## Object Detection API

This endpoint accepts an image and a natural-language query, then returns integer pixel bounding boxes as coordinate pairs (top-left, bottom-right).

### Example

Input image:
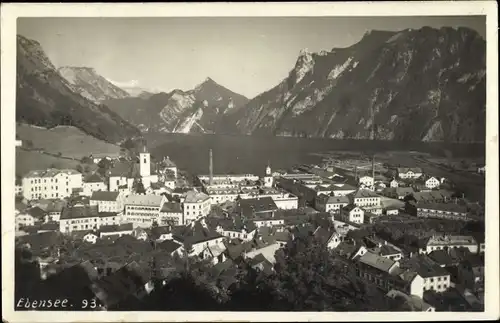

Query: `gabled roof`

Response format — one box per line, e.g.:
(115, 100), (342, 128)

(60, 204), (99, 220)
(357, 252), (397, 273)
(27, 206), (47, 219)
(99, 211), (119, 218)
(353, 189), (380, 199)
(160, 202), (182, 213)
(84, 173), (105, 183)
(99, 223), (133, 233)
(342, 204), (361, 212)
(90, 191), (120, 202)
(183, 190), (210, 203)
(238, 197), (278, 216)
(383, 187), (415, 196)
(156, 240), (182, 253)
(25, 168), (81, 178)
(172, 220), (223, 245)
(124, 194), (164, 206)
(401, 255), (450, 278)
(427, 250), (456, 266)
(397, 167), (423, 174)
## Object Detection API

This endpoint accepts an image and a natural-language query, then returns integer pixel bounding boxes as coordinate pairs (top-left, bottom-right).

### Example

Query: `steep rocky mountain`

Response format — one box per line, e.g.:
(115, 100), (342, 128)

(57, 66), (130, 102)
(104, 77), (249, 133)
(16, 35), (141, 143)
(228, 27), (486, 142)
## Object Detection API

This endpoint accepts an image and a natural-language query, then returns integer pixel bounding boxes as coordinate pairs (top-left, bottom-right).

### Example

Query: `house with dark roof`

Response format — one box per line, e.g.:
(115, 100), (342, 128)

(99, 223), (134, 239)
(156, 239), (182, 256)
(315, 194), (350, 213)
(383, 187), (416, 200)
(90, 191), (123, 213)
(386, 289), (435, 312)
(213, 216), (258, 242)
(354, 252), (425, 298)
(238, 197), (278, 219)
(427, 250), (458, 267)
(59, 204), (100, 233)
(171, 219), (225, 257)
(400, 254), (451, 293)
(37, 221), (60, 233)
(339, 204), (365, 224)
(83, 173), (107, 197)
(248, 253), (274, 275)
(158, 202), (183, 226)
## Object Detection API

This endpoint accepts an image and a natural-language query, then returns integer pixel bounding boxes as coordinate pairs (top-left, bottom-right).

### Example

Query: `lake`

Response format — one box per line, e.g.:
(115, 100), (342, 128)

(146, 133), (485, 177)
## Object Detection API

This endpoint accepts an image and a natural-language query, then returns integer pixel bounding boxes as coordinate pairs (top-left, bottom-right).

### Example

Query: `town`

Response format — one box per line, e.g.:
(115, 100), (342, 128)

(14, 141), (485, 312)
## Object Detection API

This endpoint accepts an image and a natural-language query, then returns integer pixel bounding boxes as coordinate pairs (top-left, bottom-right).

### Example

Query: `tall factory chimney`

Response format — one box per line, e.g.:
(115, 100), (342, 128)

(370, 104), (375, 187)
(209, 149), (213, 185)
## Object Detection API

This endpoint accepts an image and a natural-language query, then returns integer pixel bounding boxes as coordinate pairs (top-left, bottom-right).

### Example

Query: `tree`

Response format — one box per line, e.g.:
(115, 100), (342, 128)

(80, 156), (92, 164)
(75, 164), (83, 173)
(133, 179), (146, 194)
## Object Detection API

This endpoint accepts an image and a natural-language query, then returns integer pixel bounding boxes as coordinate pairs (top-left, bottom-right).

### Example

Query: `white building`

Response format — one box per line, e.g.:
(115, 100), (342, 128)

(159, 202), (183, 226)
(59, 203), (100, 233)
(340, 204), (365, 224)
(416, 203), (469, 221)
(183, 191), (211, 225)
(124, 194), (166, 228)
(82, 173), (107, 197)
(22, 169), (82, 201)
(419, 235), (478, 255)
(397, 167), (423, 180)
(99, 223), (134, 239)
(90, 191), (124, 213)
(263, 164), (273, 188)
(403, 256), (451, 293)
(359, 176), (374, 190)
(350, 189), (381, 208)
(390, 179), (399, 188)
(98, 212), (121, 226)
(425, 177), (440, 190)
(315, 194), (350, 213)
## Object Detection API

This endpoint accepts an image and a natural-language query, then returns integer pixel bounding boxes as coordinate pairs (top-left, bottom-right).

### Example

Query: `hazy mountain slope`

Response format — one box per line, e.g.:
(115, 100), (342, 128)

(230, 27), (486, 142)
(57, 66), (130, 102)
(104, 77), (249, 133)
(16, 35), (141, 144)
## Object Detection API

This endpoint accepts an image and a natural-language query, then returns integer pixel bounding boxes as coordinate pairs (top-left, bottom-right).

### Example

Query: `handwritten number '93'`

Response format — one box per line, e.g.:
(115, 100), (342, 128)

(82, 299), (97, 309)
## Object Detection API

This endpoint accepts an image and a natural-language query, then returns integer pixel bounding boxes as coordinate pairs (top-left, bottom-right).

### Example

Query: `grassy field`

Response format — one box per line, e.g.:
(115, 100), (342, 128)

(16, 149), (98, 177)
(16, 124), (122, 159)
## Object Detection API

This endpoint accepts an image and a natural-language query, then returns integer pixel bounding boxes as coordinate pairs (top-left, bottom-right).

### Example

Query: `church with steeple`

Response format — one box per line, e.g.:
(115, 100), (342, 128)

(263, 162), (273, 188)
(108, 145), (177, 193)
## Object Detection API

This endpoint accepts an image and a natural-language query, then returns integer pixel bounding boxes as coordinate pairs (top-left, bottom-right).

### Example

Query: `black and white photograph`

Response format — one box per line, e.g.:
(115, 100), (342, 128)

(1, 2), (498, 322)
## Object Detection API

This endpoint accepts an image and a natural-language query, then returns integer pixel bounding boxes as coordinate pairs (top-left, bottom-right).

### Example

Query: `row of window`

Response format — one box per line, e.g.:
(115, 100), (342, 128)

(126, 212), (158, 217)
(429, 276), (449, 283)
(126, 206), (158, 211)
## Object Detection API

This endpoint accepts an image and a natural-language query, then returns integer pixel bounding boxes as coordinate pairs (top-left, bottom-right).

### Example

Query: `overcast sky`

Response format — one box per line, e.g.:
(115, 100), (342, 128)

(18, 16), (485, 98)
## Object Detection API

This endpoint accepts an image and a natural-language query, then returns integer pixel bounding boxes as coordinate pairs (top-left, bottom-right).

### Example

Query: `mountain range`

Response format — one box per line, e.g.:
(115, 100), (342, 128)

(228, 27), (486, 142)
(16, 26), (486, 143)
(103, 77), (249, 133)
(16, 35), (141, 144)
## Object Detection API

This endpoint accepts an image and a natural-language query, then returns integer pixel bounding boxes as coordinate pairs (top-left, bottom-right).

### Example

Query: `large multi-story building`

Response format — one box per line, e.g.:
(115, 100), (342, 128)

(123, 194), (166, 228)
(159, 202), (183, 226)
(401, 255), (451, 293)
(355, 252), (425, 299)
(90, 191), (124, 213)
(22, 169), (82, 201)
(315, 195), (350, 213)
(59, 203), (100, 233)
(183, 191), (211, 225)
(350, 189), (381, 208)
(419, 235), (478, 255)
(416, 203), (470, 221)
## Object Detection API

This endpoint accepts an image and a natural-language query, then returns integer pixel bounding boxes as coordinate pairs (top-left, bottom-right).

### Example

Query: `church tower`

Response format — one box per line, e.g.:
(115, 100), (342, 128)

(264, 162), (273, 188)
(140, 146), (151, 177)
